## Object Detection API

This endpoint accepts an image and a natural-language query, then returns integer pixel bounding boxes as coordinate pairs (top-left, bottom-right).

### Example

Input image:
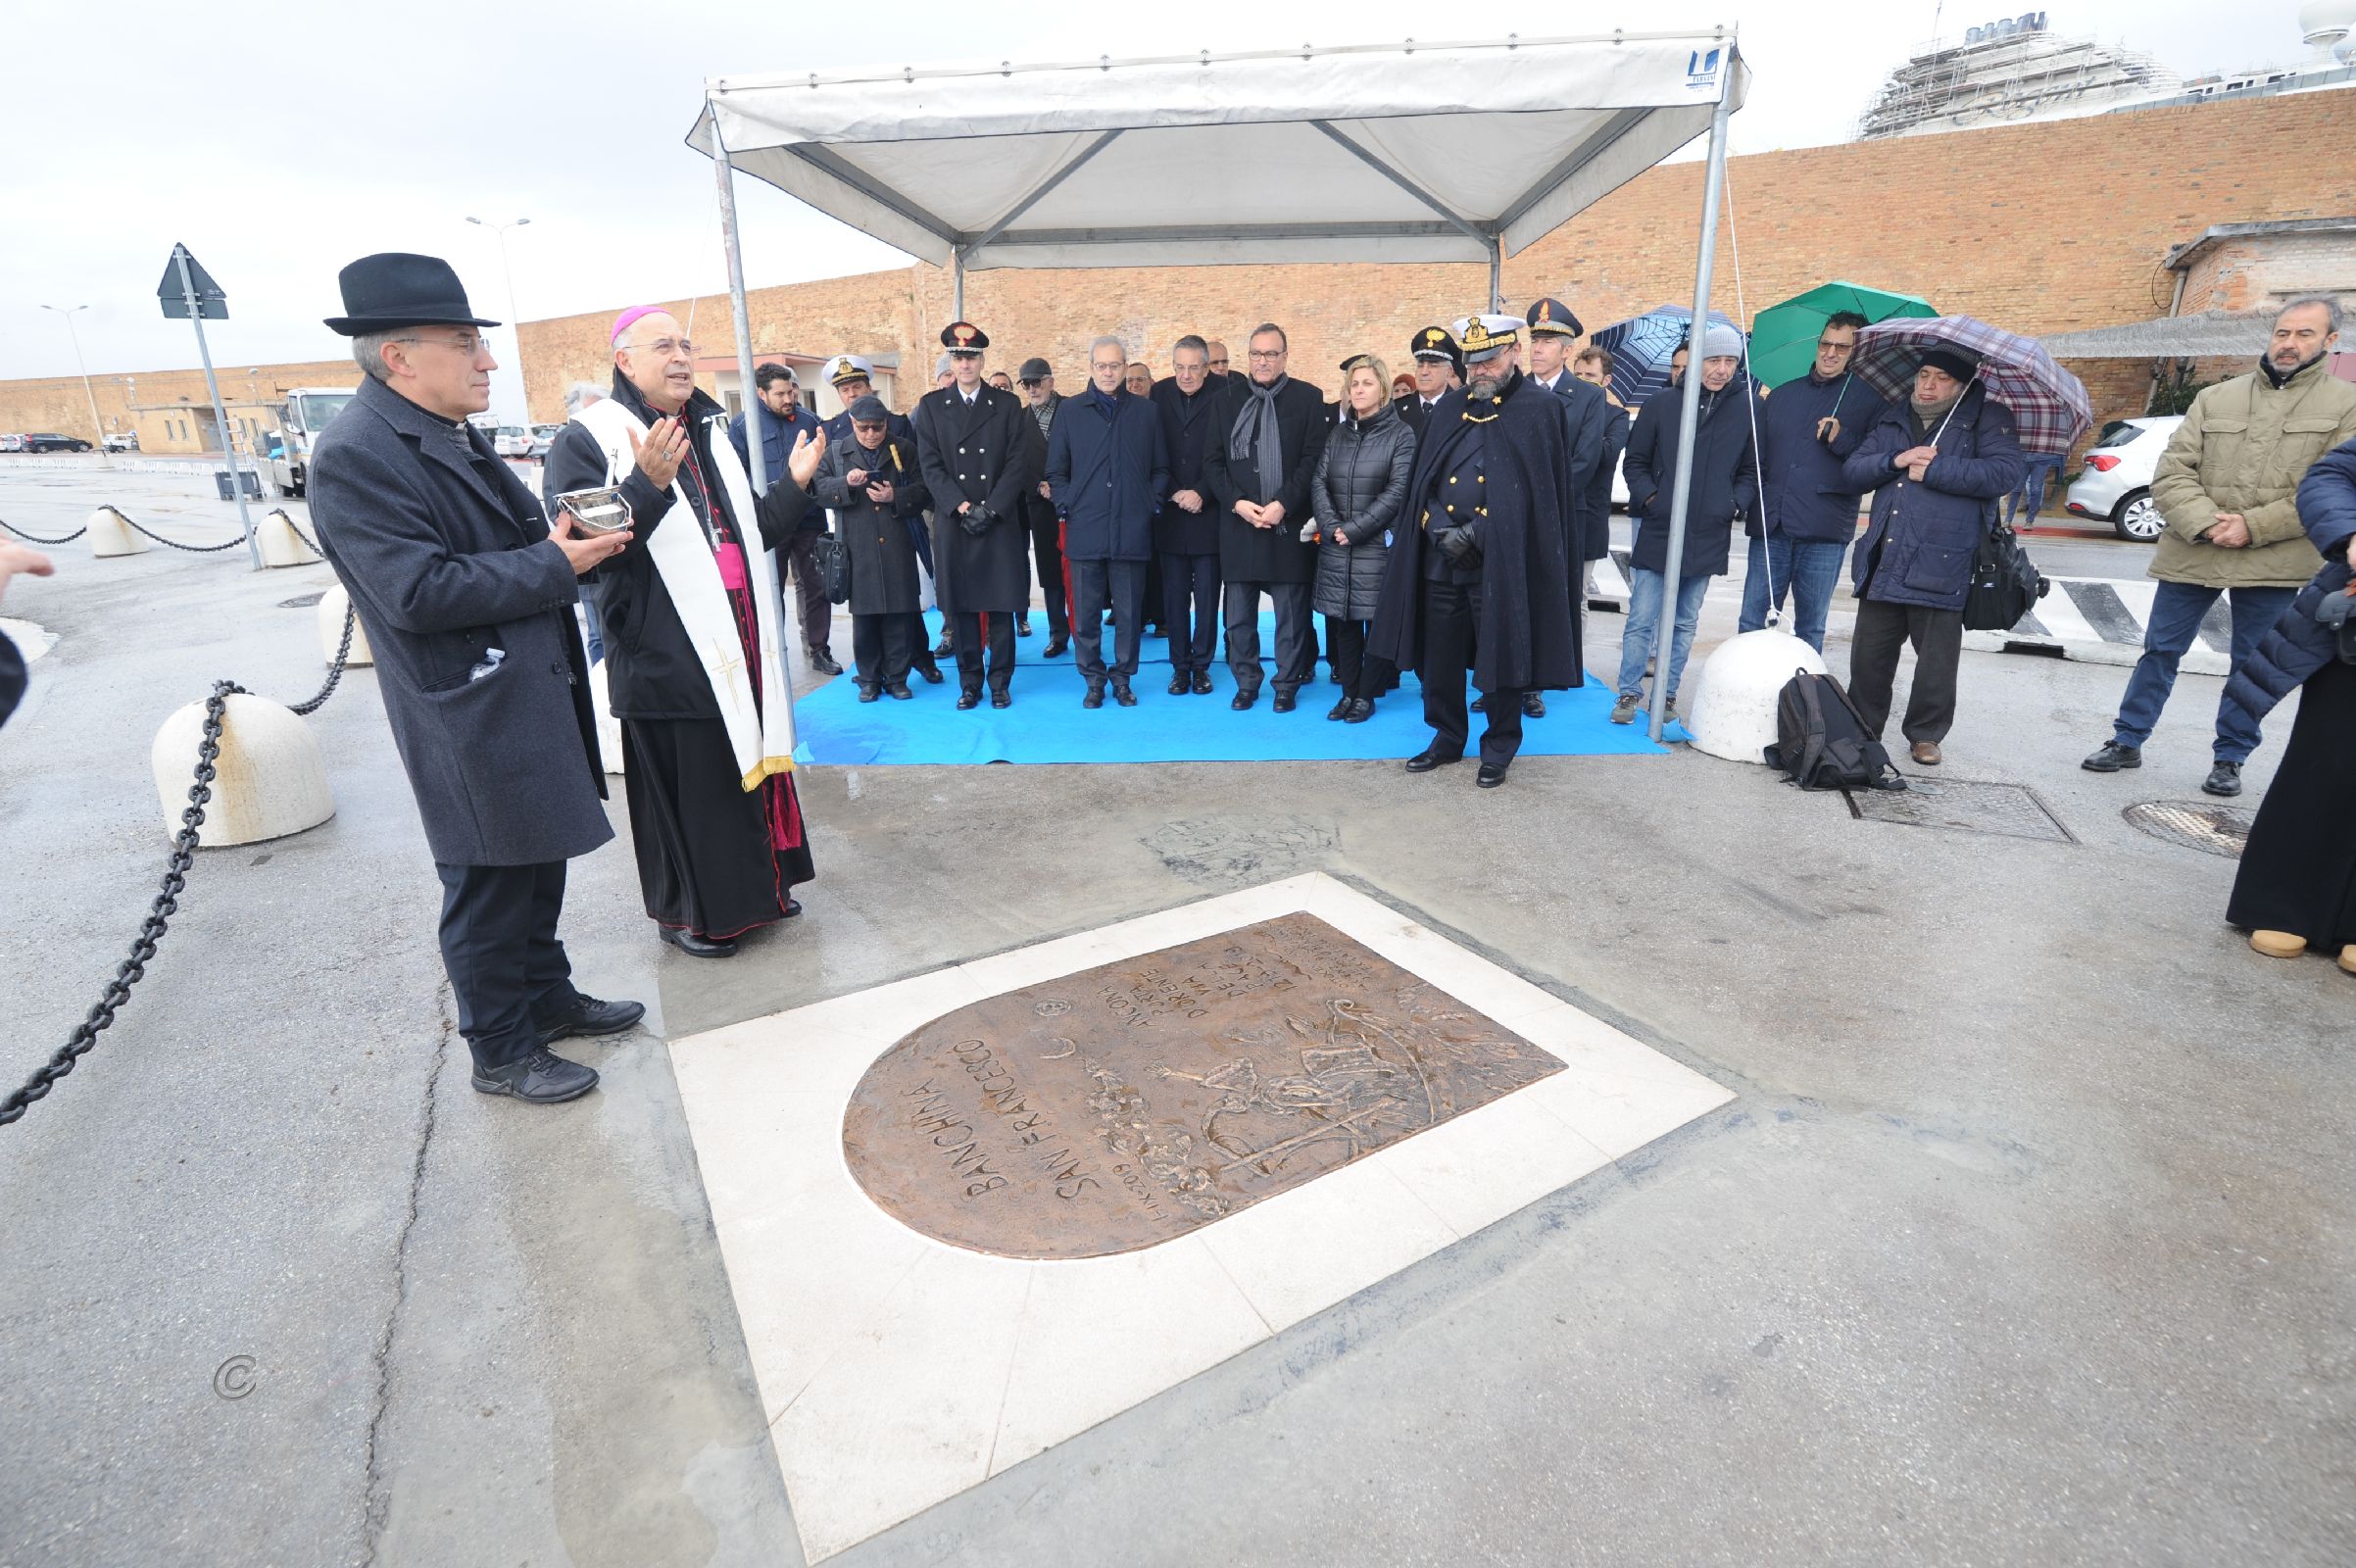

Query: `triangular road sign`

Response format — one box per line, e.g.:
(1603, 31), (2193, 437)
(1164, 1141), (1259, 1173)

(158, 243), (227, 319)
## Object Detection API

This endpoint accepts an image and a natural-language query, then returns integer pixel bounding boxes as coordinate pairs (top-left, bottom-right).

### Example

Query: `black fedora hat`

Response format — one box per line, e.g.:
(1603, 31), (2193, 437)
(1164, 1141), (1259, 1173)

(323, 252), (499, 336)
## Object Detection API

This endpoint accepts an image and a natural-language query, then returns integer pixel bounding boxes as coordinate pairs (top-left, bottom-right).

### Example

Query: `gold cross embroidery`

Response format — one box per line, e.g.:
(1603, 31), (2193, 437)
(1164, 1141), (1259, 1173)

(708, 635), (750, 696)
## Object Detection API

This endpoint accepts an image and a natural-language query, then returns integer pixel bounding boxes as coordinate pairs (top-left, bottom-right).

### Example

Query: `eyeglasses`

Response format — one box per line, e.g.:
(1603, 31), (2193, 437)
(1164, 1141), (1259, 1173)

(619, 337), (698, 359)
(1816, 339), (1856, 353)
(396, 332), (493, 355)
(1247, 350), (1284, 362)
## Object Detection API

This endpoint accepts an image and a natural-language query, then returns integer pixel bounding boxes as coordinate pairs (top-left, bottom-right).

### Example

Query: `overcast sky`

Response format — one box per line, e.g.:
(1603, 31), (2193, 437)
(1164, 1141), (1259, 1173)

(3, 0), (2310, 412)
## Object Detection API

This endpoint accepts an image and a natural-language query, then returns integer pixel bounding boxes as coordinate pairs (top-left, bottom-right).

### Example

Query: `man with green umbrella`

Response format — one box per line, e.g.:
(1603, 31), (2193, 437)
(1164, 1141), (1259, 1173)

(1741, 309), (1885, 650)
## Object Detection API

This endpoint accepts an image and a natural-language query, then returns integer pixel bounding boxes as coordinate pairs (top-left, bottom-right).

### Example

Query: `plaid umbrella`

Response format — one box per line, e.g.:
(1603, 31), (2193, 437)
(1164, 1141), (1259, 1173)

(1589, 305), (1742, 408)
(1849, 315), (2092, 456)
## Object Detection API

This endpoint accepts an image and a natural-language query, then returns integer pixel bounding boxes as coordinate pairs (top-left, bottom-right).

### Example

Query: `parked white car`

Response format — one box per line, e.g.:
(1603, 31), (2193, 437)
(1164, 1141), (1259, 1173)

(494, 425), (533, 460)
(2064, 416), (2183, 543)
(0, 434), (24, 453)
(102, 432), (139, 453)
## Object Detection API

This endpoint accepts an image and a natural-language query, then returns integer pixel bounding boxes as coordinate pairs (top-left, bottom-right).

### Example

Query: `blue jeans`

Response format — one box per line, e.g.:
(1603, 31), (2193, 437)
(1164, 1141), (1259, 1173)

(2111, 580), (2295, 760)
(1738, 535), (1849, 652)
(1617, 568), (1711, 703)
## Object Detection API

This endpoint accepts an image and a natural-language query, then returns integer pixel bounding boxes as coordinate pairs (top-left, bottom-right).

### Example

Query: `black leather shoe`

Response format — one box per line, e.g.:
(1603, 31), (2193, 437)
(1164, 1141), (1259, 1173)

(1231, 690), (1257, 710)
(1272, 689), (1297, 713)
(1112, 682), (1137, 707)
(1404, 748), (1462, 773)
(1344, 699), (1374, 723)
(1326, 697), (1351, 720)
(933, 637), (956, 659)
(1017, 614), (1033, 636)
(885, 683), (913, 700)
(1476, 761), (1509, 789)
(1043, 635), (1069, 658)
(784, 898), (803, 918)
(857, 685), (880, 703)
(2082, 741), (2142, 772)
(1168, 672), (1191, 695)
(660, 925), (738, 958)
(915, 662), (945, 684)
(1192, 672), (1213, 696)
(472, 1048), (598, 1104)
(2202, 760), (2243, 797)
(957, 690), (982, 710)
(539, 994), (647, 1047)
(991, 690), (1013, 709)
(1083, 683), (1105, 709)
(1521, 693), (1546, 718)
(809, 649), (844, 676)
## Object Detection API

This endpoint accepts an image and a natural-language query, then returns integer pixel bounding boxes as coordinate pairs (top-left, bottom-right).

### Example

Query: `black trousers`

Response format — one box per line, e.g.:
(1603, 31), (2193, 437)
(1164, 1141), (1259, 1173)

(852, 612), (913, 690)
(1420, 578), (1523, 765)
(434, 859), (581, 1074)
(1324, 615), (1397, 702)
(1849, 598), (1964, 744)
(1161, 552), (1222, 674)
(777, 530), (833, 656)
(1224, 579), (1313, 695)
(1071, 558), (1147, 682)
(1141, 554), (1164, 632)
(1026, 517), (1070, 638)
(952, 610), (1016, 695)
(905, 612), (938, 673)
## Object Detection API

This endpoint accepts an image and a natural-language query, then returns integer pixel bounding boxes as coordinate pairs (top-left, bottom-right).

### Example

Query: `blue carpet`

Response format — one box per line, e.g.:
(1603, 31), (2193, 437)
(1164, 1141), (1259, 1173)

(794, 611), (1683, 766)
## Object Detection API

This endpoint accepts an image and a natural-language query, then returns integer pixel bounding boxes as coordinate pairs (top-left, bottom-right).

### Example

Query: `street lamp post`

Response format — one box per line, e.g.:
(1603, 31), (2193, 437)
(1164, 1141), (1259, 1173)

(40, 304), (110, 467)
(466, 216), (530, 421)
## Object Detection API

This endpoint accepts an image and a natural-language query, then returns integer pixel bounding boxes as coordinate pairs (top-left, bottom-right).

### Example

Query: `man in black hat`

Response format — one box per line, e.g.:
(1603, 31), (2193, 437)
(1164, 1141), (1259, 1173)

(914, 322), (1034, 708)
(1369, 314), (1582, 790)
(1015, 356), (1072, 656)
(1522, 297), (1610, 713)
(820, 356), (937, 683)
(1395, 326), (1463, 440)
(309, 252), (644, 1105)
(1203, 321), (1328, 710)
(816, 394), (931, 700)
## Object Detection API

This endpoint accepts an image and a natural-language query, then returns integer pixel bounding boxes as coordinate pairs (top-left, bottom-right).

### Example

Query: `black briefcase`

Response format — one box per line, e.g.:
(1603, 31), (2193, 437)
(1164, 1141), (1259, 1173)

(811, 533), (851, 605)
(1963, 523), (2048, 632)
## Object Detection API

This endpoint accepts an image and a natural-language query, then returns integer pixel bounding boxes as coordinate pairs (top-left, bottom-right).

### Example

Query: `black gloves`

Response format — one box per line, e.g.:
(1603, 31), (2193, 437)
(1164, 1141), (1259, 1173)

(1433, 525), (1482, 567)
(958, 505), (995, 537)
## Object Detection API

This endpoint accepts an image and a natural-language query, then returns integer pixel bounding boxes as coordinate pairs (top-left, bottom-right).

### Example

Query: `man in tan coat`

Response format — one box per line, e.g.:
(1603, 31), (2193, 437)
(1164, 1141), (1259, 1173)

(2083, 296), (2356, 797)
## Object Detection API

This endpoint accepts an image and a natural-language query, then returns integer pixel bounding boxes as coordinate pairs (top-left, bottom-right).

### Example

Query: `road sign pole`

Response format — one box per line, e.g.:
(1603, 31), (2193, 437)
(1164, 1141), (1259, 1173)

(174, 246), (263, 569)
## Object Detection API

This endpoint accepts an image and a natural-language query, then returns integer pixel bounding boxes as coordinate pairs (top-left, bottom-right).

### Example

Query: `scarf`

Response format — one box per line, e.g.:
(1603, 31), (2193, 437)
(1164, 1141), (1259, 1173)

(570, 393), (798, 790)
(1230, 374), (1290, 503)
(2260, 351), (2322, 390)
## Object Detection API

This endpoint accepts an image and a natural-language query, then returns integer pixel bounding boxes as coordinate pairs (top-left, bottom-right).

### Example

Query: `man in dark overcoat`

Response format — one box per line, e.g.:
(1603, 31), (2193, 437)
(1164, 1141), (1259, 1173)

(816, 395), (930, 700)
(1522, 297), (1611, 717)
(309, 253), (642, 1105)
(820, 355), (937, 684)
(1393, 325), (1463, 440)
(1048, 335), (1170, 706)
(1202, 321), (1329, 710)
(1015, 358), (1072, 656)
(1368, 314), (1581, 789)
(1151, 335), (1225, 694)
(914, 322), (1034, 709)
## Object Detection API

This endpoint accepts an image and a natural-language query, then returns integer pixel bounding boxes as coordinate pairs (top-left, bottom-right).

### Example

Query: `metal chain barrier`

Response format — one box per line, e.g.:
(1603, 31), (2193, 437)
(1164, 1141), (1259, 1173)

(120, 513), (248, 554)
(0, 516), (89, 546)
(1, 604), (360, 1128)
(276, 511), (326, 560)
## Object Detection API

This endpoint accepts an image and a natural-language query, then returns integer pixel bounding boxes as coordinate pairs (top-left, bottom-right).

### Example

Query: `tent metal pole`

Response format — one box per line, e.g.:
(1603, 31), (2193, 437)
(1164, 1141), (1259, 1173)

(709, 97), (768, 495)
(1645, 71), (1736, 744)
(1488, 238), (1502, 312)
(953, 249), (965, 319)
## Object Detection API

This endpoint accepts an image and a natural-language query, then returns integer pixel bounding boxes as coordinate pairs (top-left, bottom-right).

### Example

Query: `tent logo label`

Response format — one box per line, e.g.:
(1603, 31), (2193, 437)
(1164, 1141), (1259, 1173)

(1686, 47), (1722, 89)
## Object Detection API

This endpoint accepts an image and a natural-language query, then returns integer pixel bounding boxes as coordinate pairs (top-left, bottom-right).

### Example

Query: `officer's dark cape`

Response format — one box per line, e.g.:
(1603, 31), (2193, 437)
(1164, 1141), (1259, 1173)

(1367, 368), (1582, 693)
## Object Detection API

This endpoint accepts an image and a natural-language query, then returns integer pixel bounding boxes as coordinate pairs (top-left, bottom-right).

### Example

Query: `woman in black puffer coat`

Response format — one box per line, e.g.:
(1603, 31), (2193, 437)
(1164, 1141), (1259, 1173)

(1311, 354), (1416, 720)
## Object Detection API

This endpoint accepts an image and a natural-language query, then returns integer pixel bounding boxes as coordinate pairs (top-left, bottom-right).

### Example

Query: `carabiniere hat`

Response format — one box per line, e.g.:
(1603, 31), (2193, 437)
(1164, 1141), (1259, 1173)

(1017, 356), (1053, 383)
(1524, 297), (1584, 338)
(941, 321), (989, 355)
(1410, 325), (1464, 374)
(323, 252), (498, 336)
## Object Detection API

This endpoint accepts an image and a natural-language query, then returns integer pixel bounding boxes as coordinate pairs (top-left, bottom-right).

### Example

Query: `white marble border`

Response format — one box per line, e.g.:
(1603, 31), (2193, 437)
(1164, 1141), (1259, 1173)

(670, 873), (1732, 1561)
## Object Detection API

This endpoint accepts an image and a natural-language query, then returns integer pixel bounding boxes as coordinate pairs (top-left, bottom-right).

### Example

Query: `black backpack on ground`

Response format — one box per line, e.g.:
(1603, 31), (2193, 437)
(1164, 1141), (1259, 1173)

(1763, 669), (1903, 811)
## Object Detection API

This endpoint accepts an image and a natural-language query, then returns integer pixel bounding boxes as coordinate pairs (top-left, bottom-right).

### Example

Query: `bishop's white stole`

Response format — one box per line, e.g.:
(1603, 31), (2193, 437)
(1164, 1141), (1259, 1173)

(569, 397), (797, 788)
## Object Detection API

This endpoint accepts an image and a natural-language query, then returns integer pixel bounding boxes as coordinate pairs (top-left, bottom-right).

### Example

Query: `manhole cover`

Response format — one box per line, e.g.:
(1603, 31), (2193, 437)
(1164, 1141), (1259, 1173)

(277, 592), (324, 609)
(2123, 800), (2252, 858)
(1852, 778), (2075, 843)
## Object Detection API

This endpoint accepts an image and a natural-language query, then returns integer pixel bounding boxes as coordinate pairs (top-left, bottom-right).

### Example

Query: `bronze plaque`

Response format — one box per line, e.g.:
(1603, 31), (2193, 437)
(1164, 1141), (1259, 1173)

(841, 912), (1563, 1260)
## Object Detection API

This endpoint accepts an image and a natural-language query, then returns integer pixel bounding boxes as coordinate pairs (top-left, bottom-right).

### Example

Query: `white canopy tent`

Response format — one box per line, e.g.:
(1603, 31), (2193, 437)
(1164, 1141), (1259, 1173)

(691, 30), (1748, 739)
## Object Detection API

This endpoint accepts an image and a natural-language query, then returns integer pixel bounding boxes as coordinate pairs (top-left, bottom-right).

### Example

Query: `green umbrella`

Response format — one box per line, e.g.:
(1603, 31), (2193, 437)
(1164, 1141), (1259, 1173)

(1750, 281), (1938, 390)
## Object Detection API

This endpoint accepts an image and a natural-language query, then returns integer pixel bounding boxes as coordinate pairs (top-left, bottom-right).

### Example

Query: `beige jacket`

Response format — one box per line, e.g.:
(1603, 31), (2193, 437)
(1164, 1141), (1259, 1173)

(2147, 360), (2356, 588)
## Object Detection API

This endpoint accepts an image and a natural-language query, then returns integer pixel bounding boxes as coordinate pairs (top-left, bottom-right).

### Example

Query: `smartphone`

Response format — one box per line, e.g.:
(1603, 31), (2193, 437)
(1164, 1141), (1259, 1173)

(552, 486), (629, 536)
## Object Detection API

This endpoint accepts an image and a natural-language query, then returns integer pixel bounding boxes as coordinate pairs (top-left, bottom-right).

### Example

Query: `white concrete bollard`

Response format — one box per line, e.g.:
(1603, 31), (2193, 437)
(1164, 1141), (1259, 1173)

(87, 506), (149, 559)
(150, 693), (334, 847)
(317, 584), (372, 667)
(256, 508), (321, 568)
(590, 660), (624, 775)
(1687, 628), (1829, 765)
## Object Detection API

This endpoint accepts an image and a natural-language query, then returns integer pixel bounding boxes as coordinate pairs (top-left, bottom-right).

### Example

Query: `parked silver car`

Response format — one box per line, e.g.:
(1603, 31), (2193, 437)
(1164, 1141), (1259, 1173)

(2063, 416), (2182, 543)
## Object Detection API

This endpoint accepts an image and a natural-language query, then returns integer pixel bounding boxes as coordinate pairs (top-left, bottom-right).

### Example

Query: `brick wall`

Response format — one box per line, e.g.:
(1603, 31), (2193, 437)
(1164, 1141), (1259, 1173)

(0, 361), (353, 455)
